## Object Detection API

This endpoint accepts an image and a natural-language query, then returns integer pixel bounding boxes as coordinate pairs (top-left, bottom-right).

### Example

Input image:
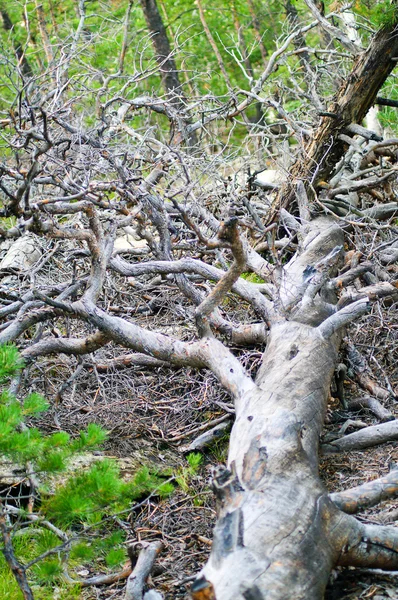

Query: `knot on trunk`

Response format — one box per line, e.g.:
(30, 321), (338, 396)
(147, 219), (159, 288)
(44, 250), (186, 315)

(212, 463), (244, 505)
(191, 575), (216, 599)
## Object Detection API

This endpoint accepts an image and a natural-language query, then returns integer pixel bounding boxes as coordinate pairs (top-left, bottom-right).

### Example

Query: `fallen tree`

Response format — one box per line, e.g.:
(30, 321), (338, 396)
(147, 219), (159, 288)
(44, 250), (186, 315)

(2, 2), (398, 599)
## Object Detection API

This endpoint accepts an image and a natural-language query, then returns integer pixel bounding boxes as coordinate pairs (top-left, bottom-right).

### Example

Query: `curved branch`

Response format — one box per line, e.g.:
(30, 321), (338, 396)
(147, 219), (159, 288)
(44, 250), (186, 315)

(348, 395), (393, 423)
(338, 516), (398, 570)
(195, 218), (247, 336)
(317, 298), (370, 339)
(330, 469), (398, 514)
(75, 300), (256, 400)
(124, 541), (163, 600)
(110, 256), (275, 318)
(21, 331), (110, 360)
(323, 420), (398, 454)
(0, 306), (58, 344)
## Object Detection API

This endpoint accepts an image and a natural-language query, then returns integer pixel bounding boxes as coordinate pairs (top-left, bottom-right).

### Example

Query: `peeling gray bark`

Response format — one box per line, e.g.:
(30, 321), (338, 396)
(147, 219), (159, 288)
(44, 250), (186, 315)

(192, 214), (398, 599)
(196, 219), (346, 600)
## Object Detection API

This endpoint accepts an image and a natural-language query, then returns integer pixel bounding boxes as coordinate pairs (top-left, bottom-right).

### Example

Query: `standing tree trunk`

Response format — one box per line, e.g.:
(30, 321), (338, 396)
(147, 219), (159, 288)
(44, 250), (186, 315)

(140, 0), (182, 99)
(196, 0), (233, 92)
(0, 9), (32, 78)
(284, 0), (311, 70)
(139, 0), (197, 147)
(158, 0), (195, 96)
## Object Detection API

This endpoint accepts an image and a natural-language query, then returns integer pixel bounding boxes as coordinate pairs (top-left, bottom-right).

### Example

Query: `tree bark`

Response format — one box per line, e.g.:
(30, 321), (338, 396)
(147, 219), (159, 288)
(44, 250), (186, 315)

(139, 0), (197, 147)
(268, 22), (398, 224)
(192, 20), (398, 600)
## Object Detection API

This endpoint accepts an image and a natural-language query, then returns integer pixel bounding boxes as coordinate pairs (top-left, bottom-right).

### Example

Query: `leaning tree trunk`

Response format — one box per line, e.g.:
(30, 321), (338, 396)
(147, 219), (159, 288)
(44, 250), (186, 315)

(192, 21), (398, 600)
(266, 22), (398, 224)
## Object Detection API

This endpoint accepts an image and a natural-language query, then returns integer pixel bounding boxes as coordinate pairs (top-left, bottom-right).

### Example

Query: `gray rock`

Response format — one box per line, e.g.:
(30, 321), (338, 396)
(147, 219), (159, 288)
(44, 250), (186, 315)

(0, 235), (42, 271)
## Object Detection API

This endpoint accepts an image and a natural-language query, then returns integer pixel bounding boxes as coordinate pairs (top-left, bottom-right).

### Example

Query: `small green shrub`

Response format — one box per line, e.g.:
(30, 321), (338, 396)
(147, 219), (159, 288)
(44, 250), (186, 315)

(0, 344), (174, 598)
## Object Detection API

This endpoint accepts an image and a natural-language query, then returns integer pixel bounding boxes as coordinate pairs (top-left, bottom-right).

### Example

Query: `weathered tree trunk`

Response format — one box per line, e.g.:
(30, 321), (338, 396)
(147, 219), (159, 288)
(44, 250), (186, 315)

(35, 1), (54, 65)
(192, 216), (343, 599)
(267, 22), (398, 224)
(202, 345), (338, 597)
(192, 22), (398, 600)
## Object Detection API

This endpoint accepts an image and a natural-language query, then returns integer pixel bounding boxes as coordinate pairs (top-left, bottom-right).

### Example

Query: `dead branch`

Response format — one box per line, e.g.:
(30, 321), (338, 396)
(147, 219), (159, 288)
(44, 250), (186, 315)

(323, 420), (398, 454)
(338, 518), (398, 570)
(125, 541), (163, 600)
(0, 508), (34, 600)
(330, 468), (398, 514)
(348, 396), (394, 423)
(346, 341), (390, 401)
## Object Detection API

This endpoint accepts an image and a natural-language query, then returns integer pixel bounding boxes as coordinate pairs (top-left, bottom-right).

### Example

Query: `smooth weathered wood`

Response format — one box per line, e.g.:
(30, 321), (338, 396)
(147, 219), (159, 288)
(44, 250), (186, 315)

(191, 22), (398, 596)
(331, 469), (398, 514)
(125, 541), (163, 600)
(323, 420), (398, 454)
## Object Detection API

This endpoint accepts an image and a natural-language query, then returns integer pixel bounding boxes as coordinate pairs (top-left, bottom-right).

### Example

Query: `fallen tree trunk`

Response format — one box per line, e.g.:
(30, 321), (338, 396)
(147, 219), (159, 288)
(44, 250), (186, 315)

(192, 218), (379, 599)
(192, 225), (398, 600)
(191, 20), (398, 600)
(197, 318), (342, 599)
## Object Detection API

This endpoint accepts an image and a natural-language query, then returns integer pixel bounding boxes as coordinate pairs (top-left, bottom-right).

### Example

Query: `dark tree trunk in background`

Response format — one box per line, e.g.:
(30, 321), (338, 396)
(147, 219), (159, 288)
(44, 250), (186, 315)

(140, 0), (182, 98)
(1, 9), (32, 77)
(285, 0), (311, 68)
(140, 0), (197, 147)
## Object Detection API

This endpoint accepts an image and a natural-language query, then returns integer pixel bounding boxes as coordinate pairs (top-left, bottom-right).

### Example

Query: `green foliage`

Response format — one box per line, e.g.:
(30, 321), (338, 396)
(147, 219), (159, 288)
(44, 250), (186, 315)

(0, 344), (23, 379)
(378, 77), (398, 134)
(22, 393), (50, 416)
(175, 452), (203, 493)
(72, 423), (108, 451)
(207, 431), (230, 463)
(45, 459), (127, 526)
(69, 541), (95, 562)
(187, 452), (203, 472)
(129, 464), (174, 499)
(34, 559), (63, 583)
(369, 0), (398, 27)
(0, 345), (175, 598)
(240, 272), (265, 284)
(105, 548), (125, 567)
(0, 554), (23, 599)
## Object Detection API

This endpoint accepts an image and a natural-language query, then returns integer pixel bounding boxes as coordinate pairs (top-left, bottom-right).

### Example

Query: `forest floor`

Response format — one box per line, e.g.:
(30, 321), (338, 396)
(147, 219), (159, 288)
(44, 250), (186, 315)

(2, 230), (398, 599)
(23, 306), (398, 600)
